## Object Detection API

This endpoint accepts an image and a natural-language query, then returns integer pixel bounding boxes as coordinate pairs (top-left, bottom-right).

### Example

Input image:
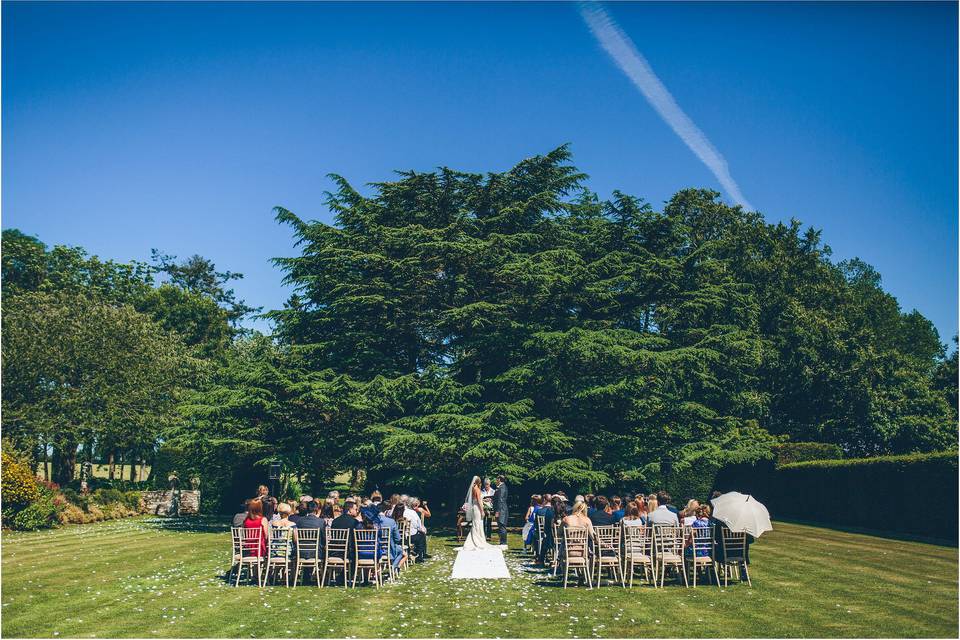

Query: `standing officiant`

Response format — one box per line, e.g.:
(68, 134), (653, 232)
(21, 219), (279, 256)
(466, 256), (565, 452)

(493, 475), (509, 546)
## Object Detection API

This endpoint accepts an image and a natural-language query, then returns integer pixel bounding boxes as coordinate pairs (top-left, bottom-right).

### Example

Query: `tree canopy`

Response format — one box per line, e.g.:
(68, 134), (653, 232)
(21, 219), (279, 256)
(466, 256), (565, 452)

(2, 148), (955, 505)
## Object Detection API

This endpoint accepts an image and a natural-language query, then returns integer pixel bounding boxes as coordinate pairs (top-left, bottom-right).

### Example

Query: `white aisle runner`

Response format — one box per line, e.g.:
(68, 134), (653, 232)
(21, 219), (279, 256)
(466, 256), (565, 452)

(450, 545), (511, 579)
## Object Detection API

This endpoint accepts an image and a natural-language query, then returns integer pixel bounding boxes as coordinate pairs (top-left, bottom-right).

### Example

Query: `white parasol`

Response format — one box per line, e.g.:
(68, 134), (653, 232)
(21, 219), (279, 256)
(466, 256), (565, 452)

(710, 491), (773, 538)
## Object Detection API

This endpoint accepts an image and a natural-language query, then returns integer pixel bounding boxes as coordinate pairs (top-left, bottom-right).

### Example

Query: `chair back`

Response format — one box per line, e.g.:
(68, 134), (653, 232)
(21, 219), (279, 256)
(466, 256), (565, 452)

(623, 525), (651, 557)
(377, 526), (392, 559)
(268, 525), (295, 559)
(562, 526), (589, 559)
(354, 528), (378, 563)
(238, 526), (264, 559)
(296, 527), (321, 560)
(231, 526), (243, 557)
(721, 528), (748, 561)
(325, 528), (351, 561)
(593, 524), (620, 559)
(653, 525), (684, 556)
(690, 525), (714, 559)
(536, 514), (546, 537)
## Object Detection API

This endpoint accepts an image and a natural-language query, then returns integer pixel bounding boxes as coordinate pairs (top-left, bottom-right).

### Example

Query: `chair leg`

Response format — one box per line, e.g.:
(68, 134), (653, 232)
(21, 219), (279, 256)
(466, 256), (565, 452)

(692, 559), (697, 588)
(712, 561), (720, 588)
(743, 562), (752, 587)
(563, 564), (569, 589)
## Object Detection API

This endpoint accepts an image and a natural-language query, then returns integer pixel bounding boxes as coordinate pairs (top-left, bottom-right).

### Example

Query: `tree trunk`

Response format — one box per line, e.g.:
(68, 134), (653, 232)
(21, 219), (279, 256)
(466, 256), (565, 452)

(42, 442), (49, 481)
(51, 440), (78, 486)
(108, 450), (116, 480)
(129, 451), (137, 482)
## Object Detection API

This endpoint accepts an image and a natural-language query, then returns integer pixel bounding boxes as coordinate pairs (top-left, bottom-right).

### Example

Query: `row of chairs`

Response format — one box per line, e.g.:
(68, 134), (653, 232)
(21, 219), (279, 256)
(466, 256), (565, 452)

(535, 519), (750, 589)
(229, 523), (416, 588)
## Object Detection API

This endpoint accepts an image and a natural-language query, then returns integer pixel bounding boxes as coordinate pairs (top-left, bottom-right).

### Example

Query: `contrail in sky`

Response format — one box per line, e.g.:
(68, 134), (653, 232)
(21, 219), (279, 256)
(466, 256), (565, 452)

(579, 3), (753, 210)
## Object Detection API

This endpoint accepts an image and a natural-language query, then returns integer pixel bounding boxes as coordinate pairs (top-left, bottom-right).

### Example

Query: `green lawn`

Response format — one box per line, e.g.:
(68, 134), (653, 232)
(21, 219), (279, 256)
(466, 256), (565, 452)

(1, 517), (956, 638)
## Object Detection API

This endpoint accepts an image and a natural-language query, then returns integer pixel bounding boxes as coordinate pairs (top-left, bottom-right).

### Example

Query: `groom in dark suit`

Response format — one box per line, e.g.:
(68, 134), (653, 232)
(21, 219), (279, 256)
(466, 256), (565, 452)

(493, 475), (509, 546)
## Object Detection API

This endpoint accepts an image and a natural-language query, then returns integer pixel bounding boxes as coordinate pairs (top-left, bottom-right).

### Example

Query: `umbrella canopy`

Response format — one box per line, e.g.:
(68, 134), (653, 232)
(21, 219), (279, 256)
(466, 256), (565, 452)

(710, 491), (773, 538)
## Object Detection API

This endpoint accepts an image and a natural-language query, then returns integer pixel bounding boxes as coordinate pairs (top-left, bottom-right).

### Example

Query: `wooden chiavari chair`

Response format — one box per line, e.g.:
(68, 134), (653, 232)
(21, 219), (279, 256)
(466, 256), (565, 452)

(623, 525), (655, 587)
(653, 525), (688, 588)
(560, 527), (592, 589)
(321, 528), (351, 588)
(592, 525), (624, 587)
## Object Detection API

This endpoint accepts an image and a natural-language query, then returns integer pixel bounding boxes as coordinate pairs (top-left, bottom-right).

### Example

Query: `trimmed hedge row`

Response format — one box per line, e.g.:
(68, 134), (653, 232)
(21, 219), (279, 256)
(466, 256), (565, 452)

(714, 451), (958, 542)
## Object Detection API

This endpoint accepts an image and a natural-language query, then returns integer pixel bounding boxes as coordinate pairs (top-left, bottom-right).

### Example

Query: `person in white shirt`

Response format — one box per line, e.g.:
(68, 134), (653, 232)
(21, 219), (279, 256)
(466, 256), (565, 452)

(648, 491), (680, 527)
(403, 499), (429, 562)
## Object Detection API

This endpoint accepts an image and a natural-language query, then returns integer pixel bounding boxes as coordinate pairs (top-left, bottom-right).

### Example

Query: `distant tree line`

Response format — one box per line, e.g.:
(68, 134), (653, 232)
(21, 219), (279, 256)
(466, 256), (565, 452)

(2, 147), (956, 505)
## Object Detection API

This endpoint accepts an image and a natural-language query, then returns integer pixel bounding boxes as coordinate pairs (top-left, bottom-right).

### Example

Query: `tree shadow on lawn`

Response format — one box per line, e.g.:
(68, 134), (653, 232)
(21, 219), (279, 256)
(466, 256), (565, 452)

(144, 515), (232, 534)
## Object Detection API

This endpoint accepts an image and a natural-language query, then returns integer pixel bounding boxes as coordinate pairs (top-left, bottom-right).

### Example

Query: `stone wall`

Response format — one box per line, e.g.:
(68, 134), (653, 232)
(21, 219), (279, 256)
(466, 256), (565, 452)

(141, 489), (200, 516)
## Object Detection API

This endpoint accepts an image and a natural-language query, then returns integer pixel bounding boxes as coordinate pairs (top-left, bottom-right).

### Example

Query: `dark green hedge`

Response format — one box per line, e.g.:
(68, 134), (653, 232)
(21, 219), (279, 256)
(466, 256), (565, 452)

(714, 451), (958, 542)
(772, 442), (842, 465)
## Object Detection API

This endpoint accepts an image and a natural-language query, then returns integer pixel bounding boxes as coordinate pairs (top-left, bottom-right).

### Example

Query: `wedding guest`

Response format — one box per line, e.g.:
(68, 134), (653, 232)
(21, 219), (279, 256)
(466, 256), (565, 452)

(378, 502), (406, 570)
(413, 497), (431, 523)
(584, 494), (596, 516)
(657, 490), (679, 514)
(590, 496), (616, 526)
(536, 496), (560, 565)
(610, 496), (625, 523)
(370, 490), (383, 505)
(685, 504), (713, 558)
(649, 492), (679, 526)
(330, 500), (362, 532)
(403, 498), (429, 562)
(563, 500), (594, 535)
(321, 502), (335, 527)
(232, 499), (250, 527)
(522, 495), (541, 548)
(645, 497), (659, 524)
(243, 499), (270, 557)
(682, 500), (700, 526)
(620, 504), (645, 527)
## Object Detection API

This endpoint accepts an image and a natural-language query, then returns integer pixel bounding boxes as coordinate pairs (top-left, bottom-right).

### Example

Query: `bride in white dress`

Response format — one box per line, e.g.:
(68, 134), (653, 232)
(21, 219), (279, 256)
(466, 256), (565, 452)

(461, 475), (490, 551)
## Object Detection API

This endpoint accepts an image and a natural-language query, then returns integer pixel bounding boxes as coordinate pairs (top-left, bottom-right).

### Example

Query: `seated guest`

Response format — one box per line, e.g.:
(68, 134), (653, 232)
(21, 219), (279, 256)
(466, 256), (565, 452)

(563, 500), (594, 535)
(584, 494), (595, 516)
(403, 498), (429, 562)
(649, 491), (680, 526)
(378, 502), (406, 570)
(535, 497), (560, 565)
(272, 502), (299, 534)
(290, 501), (308, 525)
(360, 498), (380, 523)
(610, 496), (625, 523)
(620, 504), (645, 528)
(321, 501), (335, 527)
(330, 500), (363, 532)
(356, 510), (383, 564)
(644, 497), (658, 524)
(589, 496), (616, 526)
(296, 501), (325, 571)
(297, 500), (325, 534)
(685, 504), (713, 557)
(522, 495), (541, 548)
(681, 499), (700, 526)
(389, 493), (401, 507)
(243, 499), (270, 557)
(413, 497), (431, 523)
(657, 490), (679, 514)
(232, 499), (250, 528)
(370, 490), (383, 506)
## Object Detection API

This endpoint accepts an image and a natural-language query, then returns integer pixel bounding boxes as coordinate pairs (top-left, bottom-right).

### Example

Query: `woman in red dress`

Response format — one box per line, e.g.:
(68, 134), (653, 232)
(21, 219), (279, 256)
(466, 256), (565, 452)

(243, 499), (270, 557)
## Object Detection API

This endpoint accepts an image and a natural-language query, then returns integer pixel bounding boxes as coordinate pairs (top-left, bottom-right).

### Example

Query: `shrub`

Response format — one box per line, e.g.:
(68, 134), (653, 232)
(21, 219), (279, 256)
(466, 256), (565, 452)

(89, 488), (142, 512)
(11, 485), (61, 531)
(1, 450), (41, 512)
(772, 442), (843, 466)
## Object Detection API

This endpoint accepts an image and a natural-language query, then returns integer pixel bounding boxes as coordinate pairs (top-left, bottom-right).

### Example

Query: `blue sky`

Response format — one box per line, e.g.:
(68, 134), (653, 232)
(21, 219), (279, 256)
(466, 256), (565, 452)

(3, 1), (957, 346)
